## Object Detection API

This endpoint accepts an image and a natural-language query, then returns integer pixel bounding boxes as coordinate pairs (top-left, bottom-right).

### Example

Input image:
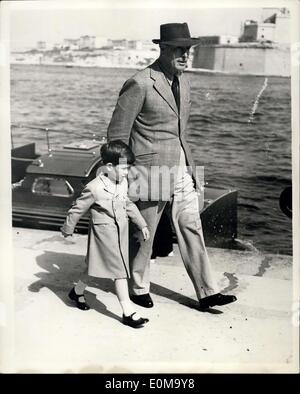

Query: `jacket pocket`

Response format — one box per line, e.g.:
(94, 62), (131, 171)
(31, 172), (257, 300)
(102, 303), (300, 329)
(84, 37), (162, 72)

(135, 152), (158, 165)
(92, 217), (111, 225)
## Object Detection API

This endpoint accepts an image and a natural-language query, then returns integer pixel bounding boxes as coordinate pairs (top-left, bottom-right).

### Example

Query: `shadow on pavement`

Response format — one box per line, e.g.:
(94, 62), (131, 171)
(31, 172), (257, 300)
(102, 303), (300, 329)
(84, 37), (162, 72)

(28, 251), (222, 319)
(28, 251), (120, 322)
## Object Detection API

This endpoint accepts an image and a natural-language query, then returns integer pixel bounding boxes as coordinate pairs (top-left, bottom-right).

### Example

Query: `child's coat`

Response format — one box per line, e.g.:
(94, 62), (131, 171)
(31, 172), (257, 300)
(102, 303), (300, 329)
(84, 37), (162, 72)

(62, 174), (147, 279)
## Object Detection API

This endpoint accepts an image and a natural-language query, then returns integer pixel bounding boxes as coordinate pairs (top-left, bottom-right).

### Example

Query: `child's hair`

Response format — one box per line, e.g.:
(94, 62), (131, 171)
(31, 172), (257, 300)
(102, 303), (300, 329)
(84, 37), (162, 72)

(100, 139), (135, 166)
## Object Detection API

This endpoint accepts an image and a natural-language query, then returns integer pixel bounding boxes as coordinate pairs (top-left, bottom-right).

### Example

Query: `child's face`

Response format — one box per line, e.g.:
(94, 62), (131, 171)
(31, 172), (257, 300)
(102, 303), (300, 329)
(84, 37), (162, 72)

(108, 163), (131, 182)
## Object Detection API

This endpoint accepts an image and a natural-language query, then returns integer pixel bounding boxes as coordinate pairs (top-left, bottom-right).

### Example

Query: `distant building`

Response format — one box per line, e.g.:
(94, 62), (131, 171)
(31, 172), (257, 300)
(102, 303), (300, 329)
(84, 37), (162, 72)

(196, 35), (238, 45)
(257, 22), (275, 42)
(196, 36), (220, 45)
(192, 9), (291, 76)
(111, 39), (127, 49)
(239, 20), (258, 42)
(272, 8), (290, 44)
(192, 42), (290, 76)
(53, 43), (62, 50)
(141, 40), (159, 51)
(79, 35), (95, 50)
(63, 39), (79, 50)
(219, 36), (239, 45)
(128, 40), (143, 50)
(94, 37), (110, 49)
(37, 41), (47, 51)
(261, 7), (289, 22)
(239, 8), (290, 43)
(127, 40), (158, 51)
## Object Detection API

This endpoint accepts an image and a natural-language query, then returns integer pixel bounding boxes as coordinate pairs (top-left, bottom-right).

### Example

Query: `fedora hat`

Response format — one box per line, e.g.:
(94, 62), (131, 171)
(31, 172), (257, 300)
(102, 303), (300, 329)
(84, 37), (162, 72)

(152, 23), (201, 47)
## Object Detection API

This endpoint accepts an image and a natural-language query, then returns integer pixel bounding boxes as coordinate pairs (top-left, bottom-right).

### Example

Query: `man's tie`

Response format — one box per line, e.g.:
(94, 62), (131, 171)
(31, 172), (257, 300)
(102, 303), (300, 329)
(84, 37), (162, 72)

(171, 75), (180, 112)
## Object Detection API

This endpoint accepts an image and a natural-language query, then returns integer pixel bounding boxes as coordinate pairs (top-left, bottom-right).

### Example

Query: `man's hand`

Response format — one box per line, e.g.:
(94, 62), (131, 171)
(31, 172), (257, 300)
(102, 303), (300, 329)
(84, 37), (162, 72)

(61, 227), (72, 238)
(141, 226), (150, 241)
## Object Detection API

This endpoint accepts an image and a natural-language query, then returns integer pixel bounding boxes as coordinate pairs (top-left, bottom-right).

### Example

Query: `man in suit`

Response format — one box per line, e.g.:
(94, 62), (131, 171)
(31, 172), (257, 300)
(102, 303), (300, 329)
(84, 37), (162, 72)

(107, 23), (237, 310)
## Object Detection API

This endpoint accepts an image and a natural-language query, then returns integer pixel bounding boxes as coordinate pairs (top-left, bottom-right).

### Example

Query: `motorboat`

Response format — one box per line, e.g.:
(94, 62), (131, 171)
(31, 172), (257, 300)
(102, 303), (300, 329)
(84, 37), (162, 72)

(11, 138), (238, 251)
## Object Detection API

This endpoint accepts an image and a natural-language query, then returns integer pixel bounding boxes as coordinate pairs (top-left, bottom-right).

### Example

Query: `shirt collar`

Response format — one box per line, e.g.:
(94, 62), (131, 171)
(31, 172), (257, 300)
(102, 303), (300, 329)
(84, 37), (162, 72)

(98, 172), (126, 195)
(98, 173), (117, 194)
(158, 60), (176, 85)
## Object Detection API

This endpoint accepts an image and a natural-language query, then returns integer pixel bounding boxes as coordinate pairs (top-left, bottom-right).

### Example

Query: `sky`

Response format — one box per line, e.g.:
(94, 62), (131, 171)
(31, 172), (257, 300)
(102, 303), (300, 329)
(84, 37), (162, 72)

(5, 0), (283, 51)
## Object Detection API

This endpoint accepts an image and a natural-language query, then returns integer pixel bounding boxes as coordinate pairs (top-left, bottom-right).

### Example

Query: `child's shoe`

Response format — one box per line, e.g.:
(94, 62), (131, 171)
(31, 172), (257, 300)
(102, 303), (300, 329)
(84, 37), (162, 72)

(68, 287), (90, 310)
(122, 312), (149, 328)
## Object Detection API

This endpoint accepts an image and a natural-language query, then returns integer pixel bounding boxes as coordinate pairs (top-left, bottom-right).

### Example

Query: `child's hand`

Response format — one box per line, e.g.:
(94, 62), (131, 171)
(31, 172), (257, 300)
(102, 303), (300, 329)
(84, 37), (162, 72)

(141, 226), (150, 241)
(61, 227), (72, 238)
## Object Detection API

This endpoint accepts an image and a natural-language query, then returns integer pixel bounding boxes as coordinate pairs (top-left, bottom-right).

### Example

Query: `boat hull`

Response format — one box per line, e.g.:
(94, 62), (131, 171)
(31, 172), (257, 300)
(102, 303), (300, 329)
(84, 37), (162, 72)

(11, 142), (238, 249)
(12, 187), (238, 249)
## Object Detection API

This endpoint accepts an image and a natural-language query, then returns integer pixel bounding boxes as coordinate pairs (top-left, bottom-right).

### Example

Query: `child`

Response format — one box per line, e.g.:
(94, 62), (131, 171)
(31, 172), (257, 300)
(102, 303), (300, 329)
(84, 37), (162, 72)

(61, 140), (150, 328)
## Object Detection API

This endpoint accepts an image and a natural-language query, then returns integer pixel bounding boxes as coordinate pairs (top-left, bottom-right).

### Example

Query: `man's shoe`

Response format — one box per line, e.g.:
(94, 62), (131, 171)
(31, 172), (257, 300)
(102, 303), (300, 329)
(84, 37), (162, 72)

(130, 294), (154, 308)
(122, 313), (149, 328)
(199, 293), (237, 309)
(68, 287), (90, 310)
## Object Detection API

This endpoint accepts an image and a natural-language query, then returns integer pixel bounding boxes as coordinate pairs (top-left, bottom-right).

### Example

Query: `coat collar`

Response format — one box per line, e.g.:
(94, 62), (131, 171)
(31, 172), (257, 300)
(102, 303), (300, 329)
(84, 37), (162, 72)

(150, 60), (179, 116)
(98, 173), (118, 195)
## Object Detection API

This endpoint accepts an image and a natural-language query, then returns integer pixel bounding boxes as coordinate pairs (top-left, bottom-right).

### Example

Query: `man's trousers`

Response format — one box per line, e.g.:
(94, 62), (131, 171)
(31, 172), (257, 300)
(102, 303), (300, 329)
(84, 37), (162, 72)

(129, 150), (219, 300)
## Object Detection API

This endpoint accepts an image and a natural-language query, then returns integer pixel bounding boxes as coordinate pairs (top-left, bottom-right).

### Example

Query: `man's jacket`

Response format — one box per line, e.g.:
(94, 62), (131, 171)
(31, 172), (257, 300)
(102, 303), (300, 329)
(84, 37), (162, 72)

(107, 60), (202, 201)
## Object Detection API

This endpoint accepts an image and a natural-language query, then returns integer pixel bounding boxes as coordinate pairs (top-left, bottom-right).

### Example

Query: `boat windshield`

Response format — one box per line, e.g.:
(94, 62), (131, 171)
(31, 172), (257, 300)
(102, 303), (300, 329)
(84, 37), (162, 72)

(32, 177), (74, 197)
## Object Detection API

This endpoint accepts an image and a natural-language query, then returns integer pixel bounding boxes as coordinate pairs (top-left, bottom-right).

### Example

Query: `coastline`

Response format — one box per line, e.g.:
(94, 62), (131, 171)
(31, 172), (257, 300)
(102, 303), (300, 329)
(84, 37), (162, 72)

(10, 60), (143, 71)
(10, 61), (290, 77)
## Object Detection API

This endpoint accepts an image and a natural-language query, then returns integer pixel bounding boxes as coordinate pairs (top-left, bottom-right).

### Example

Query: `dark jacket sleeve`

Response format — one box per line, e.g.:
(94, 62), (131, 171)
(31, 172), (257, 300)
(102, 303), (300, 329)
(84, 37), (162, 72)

(107, 78), (145, 144)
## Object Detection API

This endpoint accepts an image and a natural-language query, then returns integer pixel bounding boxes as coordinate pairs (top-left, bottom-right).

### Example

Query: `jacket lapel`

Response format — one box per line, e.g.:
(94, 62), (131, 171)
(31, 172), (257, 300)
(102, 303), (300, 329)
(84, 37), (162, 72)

(150, 62), (179, 116)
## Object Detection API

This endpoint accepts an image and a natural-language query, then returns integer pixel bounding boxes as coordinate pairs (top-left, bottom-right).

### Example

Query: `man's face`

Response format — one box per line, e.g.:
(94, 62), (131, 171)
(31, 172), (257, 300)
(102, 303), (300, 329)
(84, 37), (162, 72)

(161, 45), (190, 74)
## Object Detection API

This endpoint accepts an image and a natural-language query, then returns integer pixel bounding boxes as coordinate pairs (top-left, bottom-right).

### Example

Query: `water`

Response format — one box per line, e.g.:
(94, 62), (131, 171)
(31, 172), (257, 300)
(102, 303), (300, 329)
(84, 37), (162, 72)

(10, 64), (293, 255)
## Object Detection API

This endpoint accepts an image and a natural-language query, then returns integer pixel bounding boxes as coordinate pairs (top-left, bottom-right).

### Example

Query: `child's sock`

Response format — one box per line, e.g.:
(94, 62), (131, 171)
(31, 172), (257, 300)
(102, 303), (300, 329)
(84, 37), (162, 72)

(74, 280), (87, 295)
(120, 301), (141, 320)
